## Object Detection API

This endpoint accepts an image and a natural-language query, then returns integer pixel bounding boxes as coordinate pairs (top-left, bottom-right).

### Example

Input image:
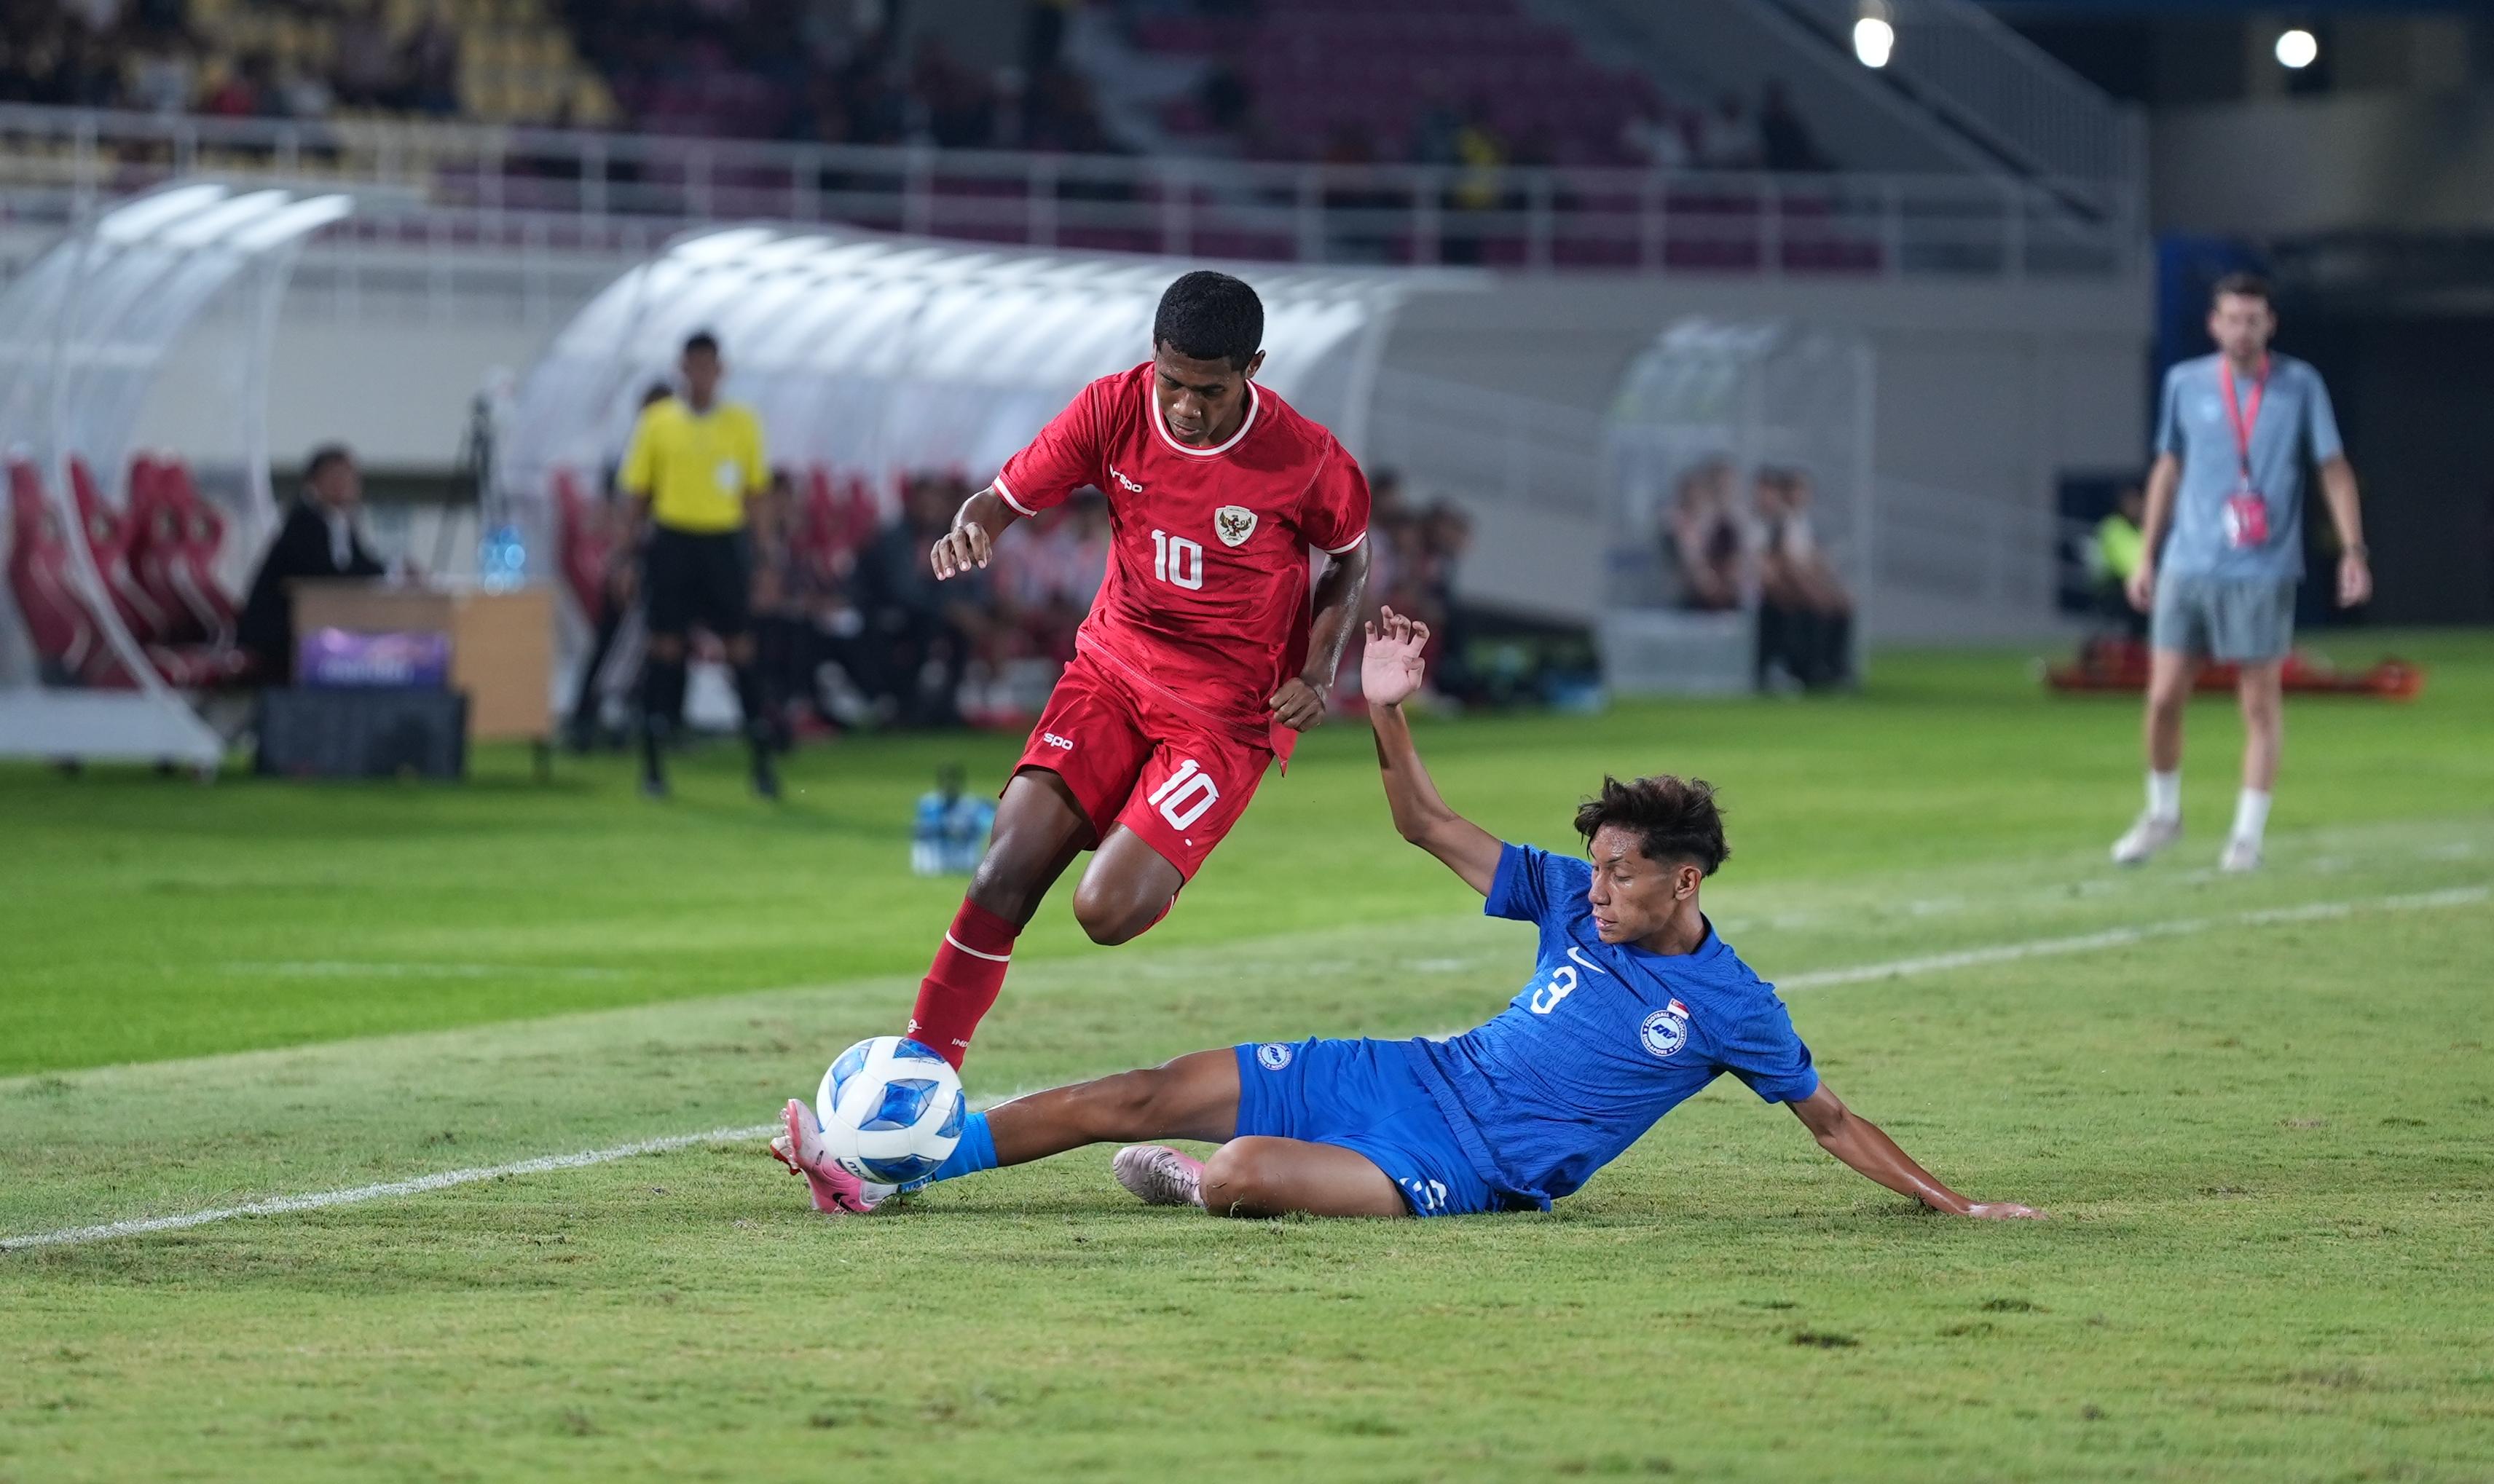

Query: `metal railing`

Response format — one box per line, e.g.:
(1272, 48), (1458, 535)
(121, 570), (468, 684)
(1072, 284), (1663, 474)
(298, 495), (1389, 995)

(0, 103), (2133, 281)
(1767, 0), (2137, 211)
(1874, 474), (2057, 612)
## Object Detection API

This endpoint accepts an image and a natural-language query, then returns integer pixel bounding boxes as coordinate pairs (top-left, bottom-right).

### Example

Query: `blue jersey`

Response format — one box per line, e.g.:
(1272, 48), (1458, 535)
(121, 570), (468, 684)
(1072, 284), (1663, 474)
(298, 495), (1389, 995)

(2153, 353), (2343, 582)
(1402, 843), (1819, 1209)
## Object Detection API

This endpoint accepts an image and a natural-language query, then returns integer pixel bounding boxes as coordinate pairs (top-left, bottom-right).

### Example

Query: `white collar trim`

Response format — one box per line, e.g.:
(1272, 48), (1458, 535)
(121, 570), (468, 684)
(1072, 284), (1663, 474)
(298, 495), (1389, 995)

(1149, 376), (1259, 458)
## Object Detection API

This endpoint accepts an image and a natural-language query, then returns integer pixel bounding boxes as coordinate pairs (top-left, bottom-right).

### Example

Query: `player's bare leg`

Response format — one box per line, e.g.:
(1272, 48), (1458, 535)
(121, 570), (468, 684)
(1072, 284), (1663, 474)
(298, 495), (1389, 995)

(2223, 658), (2284, 872)
(987, 1048), (1240, 1164)
(1071, 826), (1186, 946)
(2143, 645), (2192, 777)
(1197, 1137), (1409, 1219)
(967, 768), (1094, 927)
(934, 1049), (1409, 1219)
(2115, 646), (2193, 864)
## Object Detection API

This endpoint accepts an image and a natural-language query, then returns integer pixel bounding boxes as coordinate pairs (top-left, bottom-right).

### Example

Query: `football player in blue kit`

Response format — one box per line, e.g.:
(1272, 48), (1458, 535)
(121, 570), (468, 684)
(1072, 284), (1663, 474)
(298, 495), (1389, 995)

(771, 609), (2042, 1221)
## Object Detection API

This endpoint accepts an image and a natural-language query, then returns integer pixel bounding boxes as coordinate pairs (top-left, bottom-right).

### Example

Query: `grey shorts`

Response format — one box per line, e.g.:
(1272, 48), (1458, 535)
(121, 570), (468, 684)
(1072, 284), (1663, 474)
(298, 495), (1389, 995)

(2151, 575), (2296, 663)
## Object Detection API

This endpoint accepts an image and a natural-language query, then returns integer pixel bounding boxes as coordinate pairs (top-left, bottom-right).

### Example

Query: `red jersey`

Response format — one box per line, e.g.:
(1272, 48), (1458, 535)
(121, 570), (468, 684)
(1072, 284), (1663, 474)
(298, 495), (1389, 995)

(994, 363), (1370, 754)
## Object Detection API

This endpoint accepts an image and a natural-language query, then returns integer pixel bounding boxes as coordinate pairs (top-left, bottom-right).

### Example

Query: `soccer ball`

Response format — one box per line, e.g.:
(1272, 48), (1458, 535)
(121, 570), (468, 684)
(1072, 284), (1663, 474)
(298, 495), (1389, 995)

(814, 1036), (967, 1186)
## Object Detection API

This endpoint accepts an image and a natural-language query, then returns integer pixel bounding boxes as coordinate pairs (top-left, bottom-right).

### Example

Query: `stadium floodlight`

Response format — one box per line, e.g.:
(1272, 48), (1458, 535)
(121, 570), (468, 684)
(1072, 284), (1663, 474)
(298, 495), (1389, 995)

(2275, 28), (2318, 70)
(1853, 0), (1895, 68)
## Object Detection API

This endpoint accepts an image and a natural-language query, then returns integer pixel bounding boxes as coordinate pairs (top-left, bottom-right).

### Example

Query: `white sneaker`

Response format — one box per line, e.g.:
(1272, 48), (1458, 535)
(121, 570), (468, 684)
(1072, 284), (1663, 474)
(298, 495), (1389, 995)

(2219, 835), (2263, 873)
(2111, 812), (2183, 866)
(1111, 1145), (1206, 1208)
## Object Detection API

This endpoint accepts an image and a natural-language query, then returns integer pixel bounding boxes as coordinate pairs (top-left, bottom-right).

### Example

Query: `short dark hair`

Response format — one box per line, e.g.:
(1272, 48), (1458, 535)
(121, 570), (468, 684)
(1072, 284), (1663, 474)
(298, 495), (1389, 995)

(683, 330), (721, 358)
(2211, 272), (2272, 307)
(304, 443), (354, 481)
(1574, 774), (1730, 876)
(1152, 271), (1263, 370)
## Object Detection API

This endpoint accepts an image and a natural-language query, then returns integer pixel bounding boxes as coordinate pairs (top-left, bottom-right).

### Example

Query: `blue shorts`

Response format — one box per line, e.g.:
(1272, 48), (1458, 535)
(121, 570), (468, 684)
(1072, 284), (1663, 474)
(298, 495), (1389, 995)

(1231, 1038), (1504, 1217)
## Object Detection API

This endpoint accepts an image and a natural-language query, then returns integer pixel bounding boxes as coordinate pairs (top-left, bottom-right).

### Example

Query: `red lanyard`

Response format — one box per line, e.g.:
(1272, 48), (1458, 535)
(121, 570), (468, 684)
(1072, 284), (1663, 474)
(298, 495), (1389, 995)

(2220, 358), (2267, 485)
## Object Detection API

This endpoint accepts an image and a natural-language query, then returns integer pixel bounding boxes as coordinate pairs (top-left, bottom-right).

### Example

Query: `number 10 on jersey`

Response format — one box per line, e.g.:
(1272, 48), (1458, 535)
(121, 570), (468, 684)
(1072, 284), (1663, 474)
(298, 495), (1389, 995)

(1150, 529), (1204, 590)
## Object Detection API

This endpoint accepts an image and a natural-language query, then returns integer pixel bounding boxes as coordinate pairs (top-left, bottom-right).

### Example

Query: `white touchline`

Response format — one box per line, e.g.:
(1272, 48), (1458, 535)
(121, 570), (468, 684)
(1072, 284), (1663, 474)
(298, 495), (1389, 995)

(1777, 884), (2487, 992)
(7, 884), (2485, 1254)
(0, 1125), (772, 1254)
(220, 961), (628, 981)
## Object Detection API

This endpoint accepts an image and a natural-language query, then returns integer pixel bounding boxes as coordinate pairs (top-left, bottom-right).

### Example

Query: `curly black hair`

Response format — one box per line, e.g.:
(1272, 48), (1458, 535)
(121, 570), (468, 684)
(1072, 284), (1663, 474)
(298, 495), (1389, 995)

(1573, 775), (1729, 876)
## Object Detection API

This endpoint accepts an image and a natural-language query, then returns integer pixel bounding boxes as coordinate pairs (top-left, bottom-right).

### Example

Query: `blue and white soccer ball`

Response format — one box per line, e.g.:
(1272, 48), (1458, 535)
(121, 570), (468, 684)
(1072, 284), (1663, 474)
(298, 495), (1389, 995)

(814, 1036), (967, 1186)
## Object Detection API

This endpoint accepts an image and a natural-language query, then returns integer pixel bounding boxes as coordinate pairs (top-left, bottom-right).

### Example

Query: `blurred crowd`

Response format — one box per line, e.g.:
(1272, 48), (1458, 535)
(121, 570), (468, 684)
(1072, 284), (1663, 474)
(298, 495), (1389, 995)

(4, 0), (465, 119)
(1661, 460), (1854, 690)
(567, 0), (1116, 148)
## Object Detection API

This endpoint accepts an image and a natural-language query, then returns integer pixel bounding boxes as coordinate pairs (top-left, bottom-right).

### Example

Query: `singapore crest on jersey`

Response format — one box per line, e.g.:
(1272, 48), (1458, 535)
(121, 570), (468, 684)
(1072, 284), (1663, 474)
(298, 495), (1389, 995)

(1213, 505), (1257, 547)
(1640, 1000), (1691, 1059)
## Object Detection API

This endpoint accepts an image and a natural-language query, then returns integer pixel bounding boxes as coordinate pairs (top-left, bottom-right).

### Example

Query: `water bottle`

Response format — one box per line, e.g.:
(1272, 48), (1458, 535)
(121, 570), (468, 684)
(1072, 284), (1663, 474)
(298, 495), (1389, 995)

(910, 791), (950, 877)
(479, 521), (527, 591)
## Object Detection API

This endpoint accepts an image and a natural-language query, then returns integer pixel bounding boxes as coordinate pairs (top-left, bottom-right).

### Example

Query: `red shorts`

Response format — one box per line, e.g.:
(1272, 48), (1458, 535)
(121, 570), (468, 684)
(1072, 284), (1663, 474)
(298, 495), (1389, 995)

(1015, 651), (1274, 881)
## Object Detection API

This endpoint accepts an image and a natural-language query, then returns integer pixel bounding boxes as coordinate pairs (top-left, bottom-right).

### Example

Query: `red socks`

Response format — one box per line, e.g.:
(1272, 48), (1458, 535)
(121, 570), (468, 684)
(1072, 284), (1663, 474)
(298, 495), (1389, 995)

(907, 901), (1018, 1070)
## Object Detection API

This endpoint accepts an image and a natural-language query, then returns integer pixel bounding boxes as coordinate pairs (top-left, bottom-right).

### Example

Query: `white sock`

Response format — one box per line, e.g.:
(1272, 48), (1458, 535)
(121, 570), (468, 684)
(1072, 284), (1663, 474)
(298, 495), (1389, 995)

(2231, 789), (2271, 844)
(2147, 770), (2181, 821)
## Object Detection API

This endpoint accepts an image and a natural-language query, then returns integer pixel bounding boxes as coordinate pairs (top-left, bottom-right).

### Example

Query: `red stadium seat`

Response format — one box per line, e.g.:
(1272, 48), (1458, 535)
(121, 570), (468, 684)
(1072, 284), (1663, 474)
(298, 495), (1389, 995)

(70, 457), (174, 644)
(8, 457), (245, 690)
(7, 457), (115, 684)
(156, 459), (240, 646)
(551, 466), (613, 624)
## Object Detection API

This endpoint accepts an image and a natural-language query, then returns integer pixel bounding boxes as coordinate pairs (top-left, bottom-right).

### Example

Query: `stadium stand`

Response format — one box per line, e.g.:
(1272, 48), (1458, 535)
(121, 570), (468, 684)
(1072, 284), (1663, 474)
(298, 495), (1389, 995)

(1118, 0), (1669, 167)
(0, 0), (618, 127)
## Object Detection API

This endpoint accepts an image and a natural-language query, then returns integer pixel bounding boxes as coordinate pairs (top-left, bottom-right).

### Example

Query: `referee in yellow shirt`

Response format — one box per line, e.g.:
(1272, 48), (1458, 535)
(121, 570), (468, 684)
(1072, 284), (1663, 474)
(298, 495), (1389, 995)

(618, 330), (778, 800)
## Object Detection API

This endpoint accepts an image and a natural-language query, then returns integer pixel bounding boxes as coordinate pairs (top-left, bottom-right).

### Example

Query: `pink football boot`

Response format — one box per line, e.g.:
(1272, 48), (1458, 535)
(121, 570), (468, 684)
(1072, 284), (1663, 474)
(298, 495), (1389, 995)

(768, 1099), (886, 1215)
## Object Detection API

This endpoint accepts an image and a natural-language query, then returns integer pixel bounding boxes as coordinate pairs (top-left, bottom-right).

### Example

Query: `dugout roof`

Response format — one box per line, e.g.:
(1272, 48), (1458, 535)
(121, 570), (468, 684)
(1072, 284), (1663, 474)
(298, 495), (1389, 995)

(498, 225), (1436, 521)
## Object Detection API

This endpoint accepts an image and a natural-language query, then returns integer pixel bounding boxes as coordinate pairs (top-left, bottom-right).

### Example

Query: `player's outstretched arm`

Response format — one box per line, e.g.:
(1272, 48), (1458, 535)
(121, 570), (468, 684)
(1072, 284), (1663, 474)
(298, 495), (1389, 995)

(1364, 607), (1502, 896)
(931, 487), (1023, 580)
(1787, 1084), (2044, 1220)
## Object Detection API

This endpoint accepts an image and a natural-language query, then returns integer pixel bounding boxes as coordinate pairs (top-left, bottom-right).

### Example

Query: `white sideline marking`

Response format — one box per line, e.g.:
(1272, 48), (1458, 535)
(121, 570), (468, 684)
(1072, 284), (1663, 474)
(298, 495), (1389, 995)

(221, 961), (627, 981)
(0, 1124), (774, 1254)
(1778, 885), (2487, 992)
(7, 884), (2485, 1255)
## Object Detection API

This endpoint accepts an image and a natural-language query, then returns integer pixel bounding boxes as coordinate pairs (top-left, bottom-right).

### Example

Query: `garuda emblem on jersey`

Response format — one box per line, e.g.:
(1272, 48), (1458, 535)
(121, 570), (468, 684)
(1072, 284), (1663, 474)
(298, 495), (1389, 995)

(1213, 505), (1257, 548)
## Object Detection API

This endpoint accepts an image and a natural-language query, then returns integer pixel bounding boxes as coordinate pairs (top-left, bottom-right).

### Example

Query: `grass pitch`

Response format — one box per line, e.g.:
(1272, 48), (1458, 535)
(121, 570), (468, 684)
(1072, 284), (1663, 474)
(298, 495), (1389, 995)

(3, 635), (2490, 1482)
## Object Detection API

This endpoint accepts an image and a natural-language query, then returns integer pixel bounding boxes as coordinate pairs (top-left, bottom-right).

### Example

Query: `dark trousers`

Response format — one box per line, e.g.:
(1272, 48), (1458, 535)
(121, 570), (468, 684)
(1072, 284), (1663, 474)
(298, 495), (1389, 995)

(1757, 603), (1854, 690)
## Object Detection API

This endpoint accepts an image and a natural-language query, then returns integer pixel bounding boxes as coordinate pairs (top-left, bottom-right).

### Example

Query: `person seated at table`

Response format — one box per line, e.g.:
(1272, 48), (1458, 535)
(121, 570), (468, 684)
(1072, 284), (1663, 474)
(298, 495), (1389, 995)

(237, 444), (385, 682)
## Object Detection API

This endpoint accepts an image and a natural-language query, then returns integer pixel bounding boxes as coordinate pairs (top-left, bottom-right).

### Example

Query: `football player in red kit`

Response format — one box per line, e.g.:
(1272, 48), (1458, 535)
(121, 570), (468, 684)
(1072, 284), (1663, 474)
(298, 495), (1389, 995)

(905, 270), (1372, 1071)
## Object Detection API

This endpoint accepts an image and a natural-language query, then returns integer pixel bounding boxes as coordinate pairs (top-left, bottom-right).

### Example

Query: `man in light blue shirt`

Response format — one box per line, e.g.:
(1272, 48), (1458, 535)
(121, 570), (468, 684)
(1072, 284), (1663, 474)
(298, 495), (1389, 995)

(2114, 274), (2372, 874)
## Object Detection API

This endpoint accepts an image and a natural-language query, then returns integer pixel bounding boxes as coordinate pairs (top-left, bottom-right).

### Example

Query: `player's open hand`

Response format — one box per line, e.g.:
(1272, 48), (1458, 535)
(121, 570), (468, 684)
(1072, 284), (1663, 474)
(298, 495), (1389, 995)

(1962, 1201), (2047, 1220)
(2337, 550), (2372, 608)
(1361, 606), (1431, 708)
(930, 521), (992, 580)
(2124, 562), (2155, 613)
(1269, 676), (1326, 733)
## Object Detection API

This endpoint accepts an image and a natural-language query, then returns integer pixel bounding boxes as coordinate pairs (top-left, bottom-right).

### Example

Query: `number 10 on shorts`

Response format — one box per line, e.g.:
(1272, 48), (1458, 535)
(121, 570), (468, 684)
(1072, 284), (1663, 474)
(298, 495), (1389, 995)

(1149, 758), (1221, 830)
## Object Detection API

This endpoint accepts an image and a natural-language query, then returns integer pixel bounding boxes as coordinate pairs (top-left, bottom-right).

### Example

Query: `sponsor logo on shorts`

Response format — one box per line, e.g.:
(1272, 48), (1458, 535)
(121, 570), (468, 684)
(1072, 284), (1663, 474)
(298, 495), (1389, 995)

(1640, 1001), (1691, 1059)
(1041, 732), (1074, 750)
(1256, 1042), (1293, 1070)
(1213, 505), (1257, 548)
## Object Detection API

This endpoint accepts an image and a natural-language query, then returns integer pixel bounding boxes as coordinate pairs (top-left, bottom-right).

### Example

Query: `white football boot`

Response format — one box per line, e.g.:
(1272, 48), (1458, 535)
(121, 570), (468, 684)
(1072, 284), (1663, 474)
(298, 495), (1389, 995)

(2110, 812), (2182, 867)
(1111, 1145), (1206, 1208)
(2218, 834), (2263, 873)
